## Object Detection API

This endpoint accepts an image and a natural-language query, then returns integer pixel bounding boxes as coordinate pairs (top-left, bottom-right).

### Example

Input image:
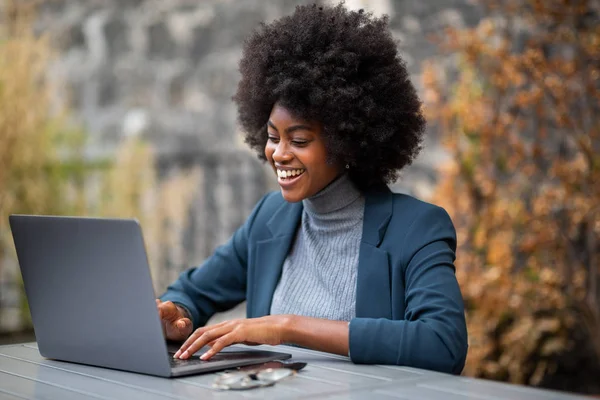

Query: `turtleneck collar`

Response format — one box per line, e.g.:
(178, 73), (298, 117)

(302, 173), (363, 216)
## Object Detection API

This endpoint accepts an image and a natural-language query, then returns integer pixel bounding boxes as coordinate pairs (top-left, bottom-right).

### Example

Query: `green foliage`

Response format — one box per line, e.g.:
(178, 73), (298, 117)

(0, 1), (156, 331)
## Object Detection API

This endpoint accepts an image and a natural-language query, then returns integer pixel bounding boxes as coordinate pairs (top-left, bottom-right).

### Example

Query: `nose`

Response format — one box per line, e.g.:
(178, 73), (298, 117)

(272, 141), (293, 162)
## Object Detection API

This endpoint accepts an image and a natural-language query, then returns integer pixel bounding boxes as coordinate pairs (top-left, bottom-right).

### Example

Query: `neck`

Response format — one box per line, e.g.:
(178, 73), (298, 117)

(303, 174), (362, 215)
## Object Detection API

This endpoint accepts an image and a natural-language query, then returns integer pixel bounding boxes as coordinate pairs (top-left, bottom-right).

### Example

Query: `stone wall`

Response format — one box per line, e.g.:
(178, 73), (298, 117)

(0, 0), (484, 333)
(33, 0), (482, 170)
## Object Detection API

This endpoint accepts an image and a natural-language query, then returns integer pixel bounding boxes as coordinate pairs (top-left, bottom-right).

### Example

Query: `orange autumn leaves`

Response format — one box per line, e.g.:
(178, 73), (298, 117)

(424, 0), (599, 387)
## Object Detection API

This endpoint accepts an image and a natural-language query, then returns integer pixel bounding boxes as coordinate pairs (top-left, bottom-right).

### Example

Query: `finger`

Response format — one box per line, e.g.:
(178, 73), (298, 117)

(179, 328), (223, 359)
(175, 326), (215, 358)
(176, 320), (230, 354)
(156, 299), (164, 319)
(158, 301), (181, 322)
(179, 326), (231, 359)
(175, 319), (237, 357)
(177, 327), (207, 355)
(174, 333), (198, 358)
(168, 316), (191, 335)
(200, 333), (237, 360)
(176, 317), (190, 331)
(174, 318), (192, 338)
(164, 318), (191, 348)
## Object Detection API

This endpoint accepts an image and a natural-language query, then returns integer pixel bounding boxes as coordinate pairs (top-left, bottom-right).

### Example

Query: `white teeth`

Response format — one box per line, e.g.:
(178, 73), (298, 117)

(277, 169), (304, 179)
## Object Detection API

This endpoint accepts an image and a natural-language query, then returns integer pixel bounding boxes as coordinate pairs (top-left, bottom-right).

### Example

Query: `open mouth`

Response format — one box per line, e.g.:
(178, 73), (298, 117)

(276, 169), (306, 188)
(277, 169), (305, 180)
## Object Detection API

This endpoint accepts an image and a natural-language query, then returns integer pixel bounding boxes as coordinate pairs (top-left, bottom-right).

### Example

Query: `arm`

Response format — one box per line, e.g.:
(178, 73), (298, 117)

(349, 206), (468, 374)
(159, 194), (270, 329)
(175, 314), (350, 360)
(284, 316), (349, 356)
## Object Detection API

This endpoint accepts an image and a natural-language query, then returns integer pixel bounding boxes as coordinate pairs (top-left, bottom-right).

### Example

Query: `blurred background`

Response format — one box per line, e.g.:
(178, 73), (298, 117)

(0, 0), (598, 395)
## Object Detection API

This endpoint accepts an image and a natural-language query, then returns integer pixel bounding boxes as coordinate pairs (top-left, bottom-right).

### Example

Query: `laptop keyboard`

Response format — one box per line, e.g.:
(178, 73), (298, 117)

(168, 350), (277, 369)
(169, 355), (211, 367)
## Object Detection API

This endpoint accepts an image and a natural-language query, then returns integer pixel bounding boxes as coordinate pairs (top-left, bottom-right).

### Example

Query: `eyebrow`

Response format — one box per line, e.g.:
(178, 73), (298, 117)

(267, 120), (314, 134)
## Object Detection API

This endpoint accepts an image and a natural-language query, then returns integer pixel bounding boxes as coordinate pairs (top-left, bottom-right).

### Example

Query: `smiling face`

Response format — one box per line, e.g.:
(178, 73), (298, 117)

(265, 104), (342, 203)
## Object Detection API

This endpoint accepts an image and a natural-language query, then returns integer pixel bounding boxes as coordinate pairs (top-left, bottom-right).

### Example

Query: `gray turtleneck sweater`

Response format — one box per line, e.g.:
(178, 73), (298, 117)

(270, 174), (364, 321)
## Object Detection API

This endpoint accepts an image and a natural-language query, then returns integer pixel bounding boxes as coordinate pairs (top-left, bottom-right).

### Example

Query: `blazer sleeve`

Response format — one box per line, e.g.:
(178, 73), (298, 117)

(349, 206), (468, 374)
(159, 194), (269, 329)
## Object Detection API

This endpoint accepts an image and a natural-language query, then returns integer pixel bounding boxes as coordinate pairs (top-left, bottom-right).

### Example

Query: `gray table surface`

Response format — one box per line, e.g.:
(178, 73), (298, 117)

(0, 342), (590, 400)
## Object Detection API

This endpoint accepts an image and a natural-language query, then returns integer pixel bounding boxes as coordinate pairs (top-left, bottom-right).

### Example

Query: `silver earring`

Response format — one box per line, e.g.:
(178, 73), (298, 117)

(345, 164), (350, 169)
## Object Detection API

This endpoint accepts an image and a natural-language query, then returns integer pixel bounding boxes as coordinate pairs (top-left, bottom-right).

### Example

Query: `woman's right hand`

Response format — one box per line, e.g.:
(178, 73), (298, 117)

(156, 299), (193, 341)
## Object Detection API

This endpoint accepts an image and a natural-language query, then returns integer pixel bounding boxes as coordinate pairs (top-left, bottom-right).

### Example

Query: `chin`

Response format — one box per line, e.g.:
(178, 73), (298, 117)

(280, 189), (305, 203)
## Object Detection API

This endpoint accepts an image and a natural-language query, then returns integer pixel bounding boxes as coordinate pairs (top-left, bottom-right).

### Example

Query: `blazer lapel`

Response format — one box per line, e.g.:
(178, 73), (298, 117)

(355, 189), (393, 319)
(251, 200), (303, 317)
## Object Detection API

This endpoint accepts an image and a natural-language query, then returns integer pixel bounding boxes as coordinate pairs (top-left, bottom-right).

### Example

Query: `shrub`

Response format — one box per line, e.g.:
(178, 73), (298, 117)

(0, 0), (155, 333)
(424, 0), (600, 393)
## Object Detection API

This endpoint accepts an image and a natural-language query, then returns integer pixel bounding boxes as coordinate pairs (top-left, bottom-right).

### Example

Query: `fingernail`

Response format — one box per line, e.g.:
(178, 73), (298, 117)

(182, 350), (189, 359)
(173, 351), (180, 358)
(200, 353), (209, 360)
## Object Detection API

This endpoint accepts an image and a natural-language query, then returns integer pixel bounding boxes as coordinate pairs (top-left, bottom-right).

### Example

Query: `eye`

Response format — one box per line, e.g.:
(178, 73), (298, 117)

(292, 140), (308, 146)
(267, 135), (280, 143)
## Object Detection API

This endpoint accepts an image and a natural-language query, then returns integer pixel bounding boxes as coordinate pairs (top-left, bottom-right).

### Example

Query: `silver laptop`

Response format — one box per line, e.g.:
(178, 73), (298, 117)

(9, 215), (291, 377)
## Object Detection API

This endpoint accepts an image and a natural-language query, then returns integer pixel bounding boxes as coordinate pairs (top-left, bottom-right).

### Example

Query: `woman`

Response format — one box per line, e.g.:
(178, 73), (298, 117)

(157, 3), (468, 374)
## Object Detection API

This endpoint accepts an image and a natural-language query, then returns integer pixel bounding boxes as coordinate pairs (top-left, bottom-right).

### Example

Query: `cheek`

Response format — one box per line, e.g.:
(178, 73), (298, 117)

(264, 144), (273, 160)
(316, 158), (341, 182)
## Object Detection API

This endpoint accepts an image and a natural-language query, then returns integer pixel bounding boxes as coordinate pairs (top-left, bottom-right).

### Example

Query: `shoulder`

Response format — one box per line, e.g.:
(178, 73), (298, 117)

(367, 190), (453, 226)
(370, 190), (456, 250)
(389, 192), (452, 224)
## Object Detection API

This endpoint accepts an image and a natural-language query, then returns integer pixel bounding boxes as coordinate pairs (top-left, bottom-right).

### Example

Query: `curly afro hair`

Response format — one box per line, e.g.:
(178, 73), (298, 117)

(233, 2), (426, 191)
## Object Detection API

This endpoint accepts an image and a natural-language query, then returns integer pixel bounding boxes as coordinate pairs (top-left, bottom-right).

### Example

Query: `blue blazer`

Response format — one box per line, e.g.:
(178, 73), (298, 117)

(161, 187), (468, 374)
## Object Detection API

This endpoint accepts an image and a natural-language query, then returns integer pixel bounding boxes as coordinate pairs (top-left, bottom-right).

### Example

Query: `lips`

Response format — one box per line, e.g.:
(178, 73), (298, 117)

(278, 172), (304, 188)
(275, 168), (305, 189)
